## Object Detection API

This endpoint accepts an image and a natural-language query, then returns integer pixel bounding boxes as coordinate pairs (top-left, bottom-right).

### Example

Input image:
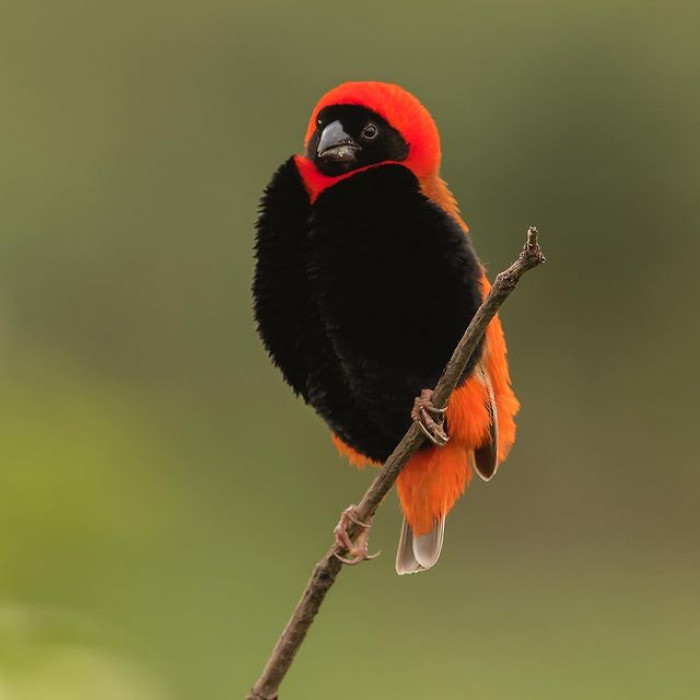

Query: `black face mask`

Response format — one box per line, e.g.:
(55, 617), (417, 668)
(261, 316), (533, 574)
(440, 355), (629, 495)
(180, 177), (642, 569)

(308, 105), (409, 177)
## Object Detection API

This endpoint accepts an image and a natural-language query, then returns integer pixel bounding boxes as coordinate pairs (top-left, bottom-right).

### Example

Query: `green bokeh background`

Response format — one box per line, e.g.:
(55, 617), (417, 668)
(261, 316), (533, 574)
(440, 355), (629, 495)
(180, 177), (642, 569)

(2, 1), (699, 698)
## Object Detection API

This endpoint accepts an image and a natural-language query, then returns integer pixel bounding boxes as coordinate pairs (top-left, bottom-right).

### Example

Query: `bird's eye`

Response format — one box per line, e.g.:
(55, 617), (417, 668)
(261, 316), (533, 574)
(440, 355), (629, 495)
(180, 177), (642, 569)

(362, 123), (378, 140)
(316, 118), (323, 126)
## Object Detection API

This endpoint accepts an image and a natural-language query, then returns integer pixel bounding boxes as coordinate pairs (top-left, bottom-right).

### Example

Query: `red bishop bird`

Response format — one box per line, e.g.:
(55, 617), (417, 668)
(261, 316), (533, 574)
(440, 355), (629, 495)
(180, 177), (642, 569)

(253, 82), (519, 574)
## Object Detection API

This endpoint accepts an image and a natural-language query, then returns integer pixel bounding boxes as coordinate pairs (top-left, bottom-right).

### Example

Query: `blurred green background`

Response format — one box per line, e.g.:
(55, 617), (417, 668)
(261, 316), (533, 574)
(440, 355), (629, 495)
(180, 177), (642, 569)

(2, 1), (699, 698)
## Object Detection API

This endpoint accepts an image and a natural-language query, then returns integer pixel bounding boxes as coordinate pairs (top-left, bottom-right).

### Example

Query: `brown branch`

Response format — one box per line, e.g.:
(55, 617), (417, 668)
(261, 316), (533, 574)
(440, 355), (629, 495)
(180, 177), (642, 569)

(246, 227), (546, 700)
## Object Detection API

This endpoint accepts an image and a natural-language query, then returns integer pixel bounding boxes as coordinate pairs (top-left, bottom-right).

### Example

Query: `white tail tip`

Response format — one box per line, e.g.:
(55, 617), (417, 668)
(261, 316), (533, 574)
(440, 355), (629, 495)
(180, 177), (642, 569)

(395, 516), (445, 575)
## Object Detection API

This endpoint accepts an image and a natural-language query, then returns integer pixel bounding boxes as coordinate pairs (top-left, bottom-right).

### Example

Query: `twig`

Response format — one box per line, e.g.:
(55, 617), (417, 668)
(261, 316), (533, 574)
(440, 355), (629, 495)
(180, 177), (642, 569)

(246, 227), (545, 700)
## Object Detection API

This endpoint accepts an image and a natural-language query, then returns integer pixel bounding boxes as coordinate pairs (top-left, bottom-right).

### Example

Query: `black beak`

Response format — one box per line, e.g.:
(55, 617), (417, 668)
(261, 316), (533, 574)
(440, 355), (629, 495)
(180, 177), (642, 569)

(317, 120), (359, 163)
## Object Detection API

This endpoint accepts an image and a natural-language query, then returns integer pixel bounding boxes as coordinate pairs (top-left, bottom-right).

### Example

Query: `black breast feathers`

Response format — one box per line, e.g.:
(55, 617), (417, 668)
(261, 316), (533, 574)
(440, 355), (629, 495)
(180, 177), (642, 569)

(253, 159), (484, 461)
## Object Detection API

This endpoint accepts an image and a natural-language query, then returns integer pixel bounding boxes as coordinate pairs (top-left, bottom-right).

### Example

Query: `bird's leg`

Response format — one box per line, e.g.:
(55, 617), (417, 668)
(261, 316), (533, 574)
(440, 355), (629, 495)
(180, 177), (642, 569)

(333, 505), (381, 565)
(412, 388), (449, 446)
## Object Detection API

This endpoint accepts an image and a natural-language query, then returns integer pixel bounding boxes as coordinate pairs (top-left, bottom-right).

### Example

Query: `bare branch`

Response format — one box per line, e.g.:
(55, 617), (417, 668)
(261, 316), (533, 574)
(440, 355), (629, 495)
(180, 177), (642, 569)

(247, 227), (545, 700)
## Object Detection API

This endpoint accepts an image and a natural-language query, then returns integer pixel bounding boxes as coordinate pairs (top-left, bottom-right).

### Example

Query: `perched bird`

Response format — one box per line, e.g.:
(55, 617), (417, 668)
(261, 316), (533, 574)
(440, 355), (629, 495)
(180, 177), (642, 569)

(253, 82), (519, 574)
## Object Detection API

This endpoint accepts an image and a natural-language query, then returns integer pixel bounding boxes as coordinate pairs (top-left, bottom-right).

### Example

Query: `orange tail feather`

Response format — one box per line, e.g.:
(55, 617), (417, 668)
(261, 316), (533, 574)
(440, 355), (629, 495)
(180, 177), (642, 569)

(396, 441), (472, 536)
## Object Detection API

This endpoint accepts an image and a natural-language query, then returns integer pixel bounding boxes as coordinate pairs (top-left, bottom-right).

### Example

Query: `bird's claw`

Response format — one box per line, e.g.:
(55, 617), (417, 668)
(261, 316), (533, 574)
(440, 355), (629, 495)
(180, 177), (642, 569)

(333, 505), (381, 565)
(334, 548), (382, 566)
(412, 389), (449, 446)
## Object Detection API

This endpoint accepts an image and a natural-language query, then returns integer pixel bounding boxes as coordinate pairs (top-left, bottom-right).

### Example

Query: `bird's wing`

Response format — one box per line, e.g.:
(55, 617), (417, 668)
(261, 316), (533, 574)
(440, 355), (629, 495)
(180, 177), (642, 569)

(471, 360), (499, 481)
(253, 157), (317, 399)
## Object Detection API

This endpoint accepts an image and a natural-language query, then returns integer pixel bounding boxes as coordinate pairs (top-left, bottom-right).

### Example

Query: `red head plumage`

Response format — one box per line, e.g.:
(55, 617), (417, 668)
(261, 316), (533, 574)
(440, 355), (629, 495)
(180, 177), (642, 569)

(303, 82), (441, 179)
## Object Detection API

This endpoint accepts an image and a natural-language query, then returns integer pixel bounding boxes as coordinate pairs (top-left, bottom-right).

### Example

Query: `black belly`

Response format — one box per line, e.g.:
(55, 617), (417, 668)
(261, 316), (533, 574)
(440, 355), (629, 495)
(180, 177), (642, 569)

(254, 160), (484, 461)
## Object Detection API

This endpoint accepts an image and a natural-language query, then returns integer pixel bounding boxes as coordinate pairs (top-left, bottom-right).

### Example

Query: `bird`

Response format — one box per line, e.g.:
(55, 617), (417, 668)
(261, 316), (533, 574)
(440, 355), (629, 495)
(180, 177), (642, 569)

(253, 81), (519, 574)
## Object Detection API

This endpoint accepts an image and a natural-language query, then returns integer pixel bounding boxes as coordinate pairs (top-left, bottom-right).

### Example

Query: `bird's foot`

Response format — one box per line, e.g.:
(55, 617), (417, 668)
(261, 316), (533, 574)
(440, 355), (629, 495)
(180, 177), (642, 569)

(333, 505), (381, 565)
(412, 388), (449, 446)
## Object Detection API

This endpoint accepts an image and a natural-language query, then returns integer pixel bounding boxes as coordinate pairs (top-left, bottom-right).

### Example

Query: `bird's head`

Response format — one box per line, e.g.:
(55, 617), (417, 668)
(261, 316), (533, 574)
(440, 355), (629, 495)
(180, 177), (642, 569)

(302, 82), (442, 182)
